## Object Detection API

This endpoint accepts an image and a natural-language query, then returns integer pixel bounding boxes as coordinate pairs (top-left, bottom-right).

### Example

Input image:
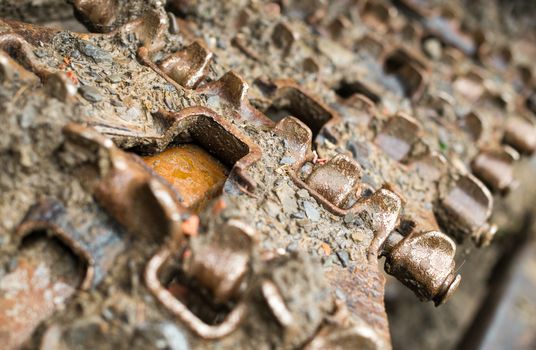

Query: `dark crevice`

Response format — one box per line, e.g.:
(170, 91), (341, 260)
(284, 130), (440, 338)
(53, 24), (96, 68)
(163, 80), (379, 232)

(157, 253), (235, 326)
(20, 230), (85, 286)
(335, 80), (381, 104)
(263, 87), (333, 137)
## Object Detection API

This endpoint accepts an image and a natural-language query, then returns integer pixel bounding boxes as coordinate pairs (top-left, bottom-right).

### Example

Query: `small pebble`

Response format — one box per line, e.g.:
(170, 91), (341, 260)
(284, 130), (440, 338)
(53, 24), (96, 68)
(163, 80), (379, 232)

(361, 173), (378, 189)
(107, 74), (122, 83)
(336, 250), (350, 267)
(299, 162), (314, 178)
(79, 42), (112, 62)
(296, 219), (310, 227)
(132, 322), (189, 350)
(164, 95), (174, 109)
(335, 288), (347, 302)
(216, 38), (227, 49)
(264, 200), (281, 217)
(33, 49), (47, 58)
(70, 49), (81, 59)
(207, 95), (220, 108)
(275, 183), (298, 214)
(125, 107), (141, 121)
(7, 257), (18, 271)
(351, 232), (364, 242)
(296, 189), (309, 198)
(280, 156), (295, 165)
(291, 211), (305, 219)
(20, 104), (37, 128)
(79, 85), (102, 103)
(303, 201), (320, 221)
(101, 308), (114, 321)
(286, 242), (299, 252)
(423, 38), (442, 60)
(343, 212), (356, 224)
(322, 254), (337, 267)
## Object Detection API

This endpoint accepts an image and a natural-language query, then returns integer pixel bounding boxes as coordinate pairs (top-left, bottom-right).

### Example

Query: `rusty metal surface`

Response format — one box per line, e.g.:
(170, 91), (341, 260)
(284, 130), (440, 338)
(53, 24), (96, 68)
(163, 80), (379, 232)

(0, 0), (535, 349)
(0, 199), (125, 349)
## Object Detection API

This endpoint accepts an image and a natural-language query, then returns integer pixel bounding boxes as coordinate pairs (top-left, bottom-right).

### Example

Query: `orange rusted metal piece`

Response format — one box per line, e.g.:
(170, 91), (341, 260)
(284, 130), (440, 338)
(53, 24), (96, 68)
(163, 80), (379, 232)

(143, 144), (229, 211)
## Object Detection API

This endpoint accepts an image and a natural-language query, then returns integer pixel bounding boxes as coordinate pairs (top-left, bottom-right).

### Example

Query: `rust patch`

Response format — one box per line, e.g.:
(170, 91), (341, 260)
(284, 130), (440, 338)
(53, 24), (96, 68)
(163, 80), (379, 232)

(143, 144), (229, 211)
(0, 243), (79, 350)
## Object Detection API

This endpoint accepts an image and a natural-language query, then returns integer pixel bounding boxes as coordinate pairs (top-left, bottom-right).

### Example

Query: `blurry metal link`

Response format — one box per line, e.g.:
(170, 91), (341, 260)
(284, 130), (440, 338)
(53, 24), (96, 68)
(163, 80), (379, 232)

(0, 199), (125, 350)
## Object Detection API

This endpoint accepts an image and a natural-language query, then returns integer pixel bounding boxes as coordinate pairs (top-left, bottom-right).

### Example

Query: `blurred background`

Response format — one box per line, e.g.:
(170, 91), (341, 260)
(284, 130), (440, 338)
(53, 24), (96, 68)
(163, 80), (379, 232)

(383, 2), (536, 349)
(386, 156), (536, 349)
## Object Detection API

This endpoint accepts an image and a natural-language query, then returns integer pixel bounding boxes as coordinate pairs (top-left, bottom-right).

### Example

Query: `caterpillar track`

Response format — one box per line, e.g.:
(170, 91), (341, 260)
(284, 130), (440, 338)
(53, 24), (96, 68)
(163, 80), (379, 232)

(1, 0), (536, 349)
